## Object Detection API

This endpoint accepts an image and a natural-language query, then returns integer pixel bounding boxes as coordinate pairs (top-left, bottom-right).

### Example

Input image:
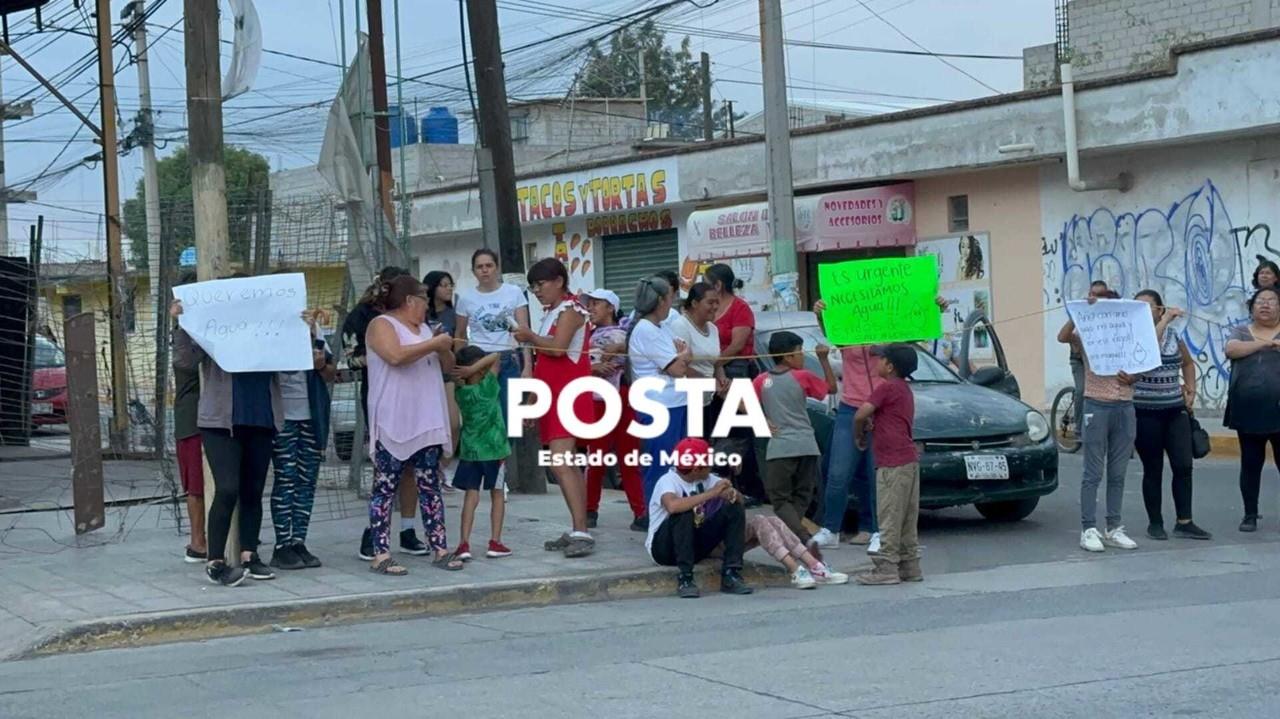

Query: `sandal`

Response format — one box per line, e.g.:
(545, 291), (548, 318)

(544, 533), (571, 551)
(369, 556), (407, 575)
(432, 552), (465, 571)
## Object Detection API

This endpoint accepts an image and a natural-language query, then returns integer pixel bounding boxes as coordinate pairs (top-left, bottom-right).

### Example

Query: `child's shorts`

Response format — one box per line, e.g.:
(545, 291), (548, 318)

(453, 460), (503, 491)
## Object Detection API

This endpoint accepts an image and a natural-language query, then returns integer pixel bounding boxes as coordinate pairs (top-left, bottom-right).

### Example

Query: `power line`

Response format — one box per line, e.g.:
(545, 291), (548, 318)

(852, 0), (1002, 94)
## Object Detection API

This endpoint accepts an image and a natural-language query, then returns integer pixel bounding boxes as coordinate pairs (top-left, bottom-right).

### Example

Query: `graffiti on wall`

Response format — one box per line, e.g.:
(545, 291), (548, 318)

(1044, 180), (1271, 407)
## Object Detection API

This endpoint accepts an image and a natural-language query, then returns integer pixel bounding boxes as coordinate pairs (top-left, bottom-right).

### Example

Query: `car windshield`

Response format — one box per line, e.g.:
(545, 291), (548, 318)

(908, 346), (961, 383)
(34, 337), (65, 369)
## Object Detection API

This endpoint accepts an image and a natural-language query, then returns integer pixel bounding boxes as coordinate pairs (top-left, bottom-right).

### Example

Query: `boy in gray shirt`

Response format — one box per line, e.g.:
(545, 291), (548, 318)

(752, 332), (837, 549)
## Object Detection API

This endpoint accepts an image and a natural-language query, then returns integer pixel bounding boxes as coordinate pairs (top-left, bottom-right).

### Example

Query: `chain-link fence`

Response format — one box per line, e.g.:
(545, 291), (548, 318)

(0, 193), (376, 548)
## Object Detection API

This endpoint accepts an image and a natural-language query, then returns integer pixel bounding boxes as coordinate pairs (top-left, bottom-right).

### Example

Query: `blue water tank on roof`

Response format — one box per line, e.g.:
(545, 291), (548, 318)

(389, 105), (418, 148)
(422, 106), (459, 144)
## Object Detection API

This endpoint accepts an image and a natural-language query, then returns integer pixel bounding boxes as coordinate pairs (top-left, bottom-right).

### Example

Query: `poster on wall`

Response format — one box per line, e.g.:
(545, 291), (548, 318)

(677, 255), (773, 313)
(916, 233), (993, 363)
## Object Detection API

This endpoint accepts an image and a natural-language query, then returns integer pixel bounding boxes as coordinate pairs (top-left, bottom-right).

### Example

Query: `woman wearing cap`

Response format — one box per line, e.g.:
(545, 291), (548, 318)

(627, 276), (694, 514)
(582, 288), (646, 531)
(513, 258), (596, 558)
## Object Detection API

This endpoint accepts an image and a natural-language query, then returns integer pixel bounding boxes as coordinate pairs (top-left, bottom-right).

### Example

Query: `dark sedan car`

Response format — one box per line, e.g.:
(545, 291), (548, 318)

(751, 311), (1057, 523)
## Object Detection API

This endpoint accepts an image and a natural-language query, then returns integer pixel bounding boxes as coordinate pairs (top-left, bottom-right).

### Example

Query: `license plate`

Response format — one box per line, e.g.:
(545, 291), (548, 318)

(31, 402), (52, 415)
(965, 454), (1009, 480)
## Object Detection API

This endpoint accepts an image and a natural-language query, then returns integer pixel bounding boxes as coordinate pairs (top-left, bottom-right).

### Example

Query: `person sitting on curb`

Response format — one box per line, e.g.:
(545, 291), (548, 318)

(745, 514), (849, 589)
(646, 437), (754, 599)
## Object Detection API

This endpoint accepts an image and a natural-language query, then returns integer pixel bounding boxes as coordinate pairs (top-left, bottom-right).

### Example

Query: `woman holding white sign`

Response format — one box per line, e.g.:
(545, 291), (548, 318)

(1131, 291), (1210, 541)
(364, 276), (461, 575)
(1058, 290), (1140, 553)
(1225, 286), (1280, 533)
(172, 297), (284, 588)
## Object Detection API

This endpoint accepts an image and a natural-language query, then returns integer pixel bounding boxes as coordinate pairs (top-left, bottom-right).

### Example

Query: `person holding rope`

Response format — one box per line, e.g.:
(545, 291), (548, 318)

(514, 258), (596, 558)
(627, 276), (694, 514)
(344, 266), (431, 561)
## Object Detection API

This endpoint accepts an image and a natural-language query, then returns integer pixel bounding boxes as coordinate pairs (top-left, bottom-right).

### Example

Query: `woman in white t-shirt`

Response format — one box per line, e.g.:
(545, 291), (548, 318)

(454, 248), (533, 427)
(667, 281), (727, 440)
(627, 276), (693, 516)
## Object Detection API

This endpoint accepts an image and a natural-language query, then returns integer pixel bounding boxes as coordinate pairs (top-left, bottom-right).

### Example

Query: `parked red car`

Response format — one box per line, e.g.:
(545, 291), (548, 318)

(32, 336), (68, 426)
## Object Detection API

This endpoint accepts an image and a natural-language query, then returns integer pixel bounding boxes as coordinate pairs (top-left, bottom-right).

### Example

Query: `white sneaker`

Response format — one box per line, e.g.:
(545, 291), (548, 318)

(811, 563), (850, 585)
(1103, 526), (1138, 550)
(791, 566), (817, 589)
(866, 532), (882, 555)
(809, 528), (839, 549)
(1080, 527), (1105, 552)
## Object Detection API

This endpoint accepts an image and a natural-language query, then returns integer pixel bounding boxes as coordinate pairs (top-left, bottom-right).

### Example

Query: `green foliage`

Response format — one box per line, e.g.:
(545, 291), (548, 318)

(124, 145), (271, 269)
(577, 21), (710, 139)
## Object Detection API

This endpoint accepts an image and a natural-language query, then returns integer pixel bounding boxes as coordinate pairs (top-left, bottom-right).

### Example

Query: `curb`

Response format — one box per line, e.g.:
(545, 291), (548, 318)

(13, 562), (792, 660)
(1209, 433), (1240, 459)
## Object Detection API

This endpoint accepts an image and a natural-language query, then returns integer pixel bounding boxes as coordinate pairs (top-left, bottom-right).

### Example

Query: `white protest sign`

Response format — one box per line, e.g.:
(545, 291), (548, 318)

(1067, 299), (1161, 376)
(174, 273), (313, 372)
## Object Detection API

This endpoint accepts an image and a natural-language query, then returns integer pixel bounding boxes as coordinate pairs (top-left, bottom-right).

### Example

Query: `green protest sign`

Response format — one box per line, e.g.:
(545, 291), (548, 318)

(817, 256), (942, 346)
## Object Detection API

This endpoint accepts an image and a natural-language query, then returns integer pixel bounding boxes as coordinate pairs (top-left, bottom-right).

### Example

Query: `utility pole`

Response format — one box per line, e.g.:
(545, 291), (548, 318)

(758, 0), (800, 311)
(465, 0), (523, 275)
(637, 49), (647, 136)
(185, 0), (234, 560)
(95, 0), (131, 449)
(466, 0), (540, 494)
(393, 0), (410, 250)
(727, 99), (736, 139)
(700, 51), (713, 142)
(365, 0), (397, 241)
(125, 1), (163, 337)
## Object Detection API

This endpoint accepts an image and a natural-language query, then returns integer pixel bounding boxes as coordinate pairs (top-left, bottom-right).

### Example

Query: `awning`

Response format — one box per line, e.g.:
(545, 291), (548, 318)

(686, 182), (915, 260)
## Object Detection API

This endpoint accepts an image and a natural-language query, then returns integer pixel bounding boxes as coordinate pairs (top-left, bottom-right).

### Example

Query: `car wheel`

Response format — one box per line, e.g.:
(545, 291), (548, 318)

(975, 497), (1040, 522)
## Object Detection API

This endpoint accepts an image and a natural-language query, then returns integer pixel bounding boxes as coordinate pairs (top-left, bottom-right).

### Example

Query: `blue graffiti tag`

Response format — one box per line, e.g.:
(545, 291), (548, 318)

(1052, 180), (1253, 407)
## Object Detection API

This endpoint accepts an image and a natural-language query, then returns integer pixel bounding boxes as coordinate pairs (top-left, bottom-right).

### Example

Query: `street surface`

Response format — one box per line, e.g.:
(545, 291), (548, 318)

(2, 453), (1279, 717)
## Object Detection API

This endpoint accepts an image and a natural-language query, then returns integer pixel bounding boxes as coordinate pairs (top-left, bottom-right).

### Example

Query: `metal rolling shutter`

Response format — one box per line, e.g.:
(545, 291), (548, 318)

(600, 230), (679, 314)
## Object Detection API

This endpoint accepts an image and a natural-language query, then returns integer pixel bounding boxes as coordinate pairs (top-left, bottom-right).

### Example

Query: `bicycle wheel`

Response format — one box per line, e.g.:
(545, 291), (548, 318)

(1051, 386), (1081, 454)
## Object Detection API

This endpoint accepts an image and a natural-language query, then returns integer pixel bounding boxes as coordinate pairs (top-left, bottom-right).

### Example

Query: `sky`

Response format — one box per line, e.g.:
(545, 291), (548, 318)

(0, 0), (1054, 263)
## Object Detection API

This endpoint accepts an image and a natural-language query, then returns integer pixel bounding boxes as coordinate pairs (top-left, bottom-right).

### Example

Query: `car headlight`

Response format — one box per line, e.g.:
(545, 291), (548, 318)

(1026, 410), (1050, 442)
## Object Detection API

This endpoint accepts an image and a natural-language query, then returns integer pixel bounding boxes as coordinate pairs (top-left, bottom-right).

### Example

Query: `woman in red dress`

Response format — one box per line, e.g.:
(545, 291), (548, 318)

(513, 258), (595, 558)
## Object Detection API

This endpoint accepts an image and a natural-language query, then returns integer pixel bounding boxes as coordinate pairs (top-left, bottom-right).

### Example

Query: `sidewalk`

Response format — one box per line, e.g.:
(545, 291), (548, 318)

(0, 485), (803, 660)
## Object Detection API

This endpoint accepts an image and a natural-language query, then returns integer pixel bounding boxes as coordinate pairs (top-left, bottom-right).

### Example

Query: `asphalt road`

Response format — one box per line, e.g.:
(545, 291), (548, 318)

(2, 454), (1279, 718)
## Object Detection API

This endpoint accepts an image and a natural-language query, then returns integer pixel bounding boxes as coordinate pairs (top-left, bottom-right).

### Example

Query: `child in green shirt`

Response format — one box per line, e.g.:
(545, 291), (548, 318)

(452, 345), (513, 560)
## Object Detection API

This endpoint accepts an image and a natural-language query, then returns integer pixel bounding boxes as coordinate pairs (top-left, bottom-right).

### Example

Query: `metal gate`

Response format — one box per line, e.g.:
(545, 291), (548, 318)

(601, 229), (679, 313)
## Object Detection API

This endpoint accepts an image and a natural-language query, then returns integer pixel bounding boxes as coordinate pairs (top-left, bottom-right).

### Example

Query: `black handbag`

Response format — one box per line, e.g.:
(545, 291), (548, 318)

(1188, 413), (1211, 460)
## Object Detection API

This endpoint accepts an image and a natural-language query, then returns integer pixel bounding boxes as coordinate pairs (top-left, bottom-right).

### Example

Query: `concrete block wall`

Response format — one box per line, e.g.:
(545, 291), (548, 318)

(1066, 0), (1264, 81)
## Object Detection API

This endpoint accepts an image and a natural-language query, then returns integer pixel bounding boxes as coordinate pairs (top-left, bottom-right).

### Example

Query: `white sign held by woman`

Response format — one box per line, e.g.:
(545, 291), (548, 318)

(1067, 299), (1161, 376)
(174, 274), (312, 372)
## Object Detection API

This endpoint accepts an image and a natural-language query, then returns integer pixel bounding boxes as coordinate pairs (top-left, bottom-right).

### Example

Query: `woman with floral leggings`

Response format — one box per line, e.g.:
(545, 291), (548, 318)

(364, 275), (463, 575)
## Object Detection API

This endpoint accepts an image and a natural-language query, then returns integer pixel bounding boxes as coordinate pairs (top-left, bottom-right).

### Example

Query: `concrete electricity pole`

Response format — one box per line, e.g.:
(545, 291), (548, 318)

(184, 0), (234, 561)
(124, 1), (163, 328)
(94, 0), (132, 449)
(758, 0), (800, 311)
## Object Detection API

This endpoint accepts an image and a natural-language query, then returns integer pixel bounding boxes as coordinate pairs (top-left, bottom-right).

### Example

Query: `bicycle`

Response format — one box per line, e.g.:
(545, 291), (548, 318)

(1050, 385), (1082, 454)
